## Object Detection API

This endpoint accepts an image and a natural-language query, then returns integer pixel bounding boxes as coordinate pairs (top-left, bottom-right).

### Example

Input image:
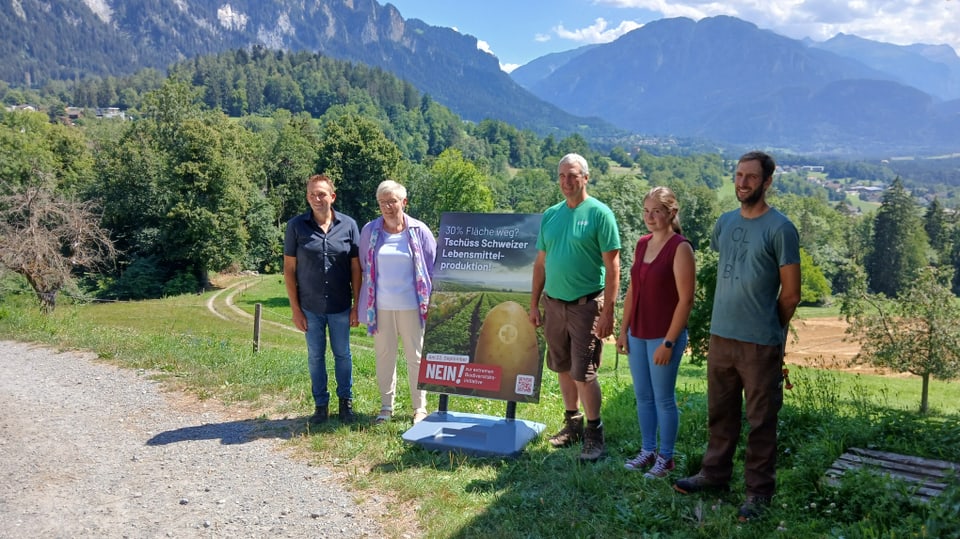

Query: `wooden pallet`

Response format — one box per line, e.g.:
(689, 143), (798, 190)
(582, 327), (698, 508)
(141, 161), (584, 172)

(824, 447), (960, 503)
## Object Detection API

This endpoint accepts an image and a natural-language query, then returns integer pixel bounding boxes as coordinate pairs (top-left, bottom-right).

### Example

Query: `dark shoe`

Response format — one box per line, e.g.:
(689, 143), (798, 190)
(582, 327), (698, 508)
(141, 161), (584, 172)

(549, 412), (584, 448)
(737, 495), (772, 521)
(338, 398), (356, 423)
(579, 423), (605, 462)
(673, 471), (729, 494)
(309, 405), (328, 425)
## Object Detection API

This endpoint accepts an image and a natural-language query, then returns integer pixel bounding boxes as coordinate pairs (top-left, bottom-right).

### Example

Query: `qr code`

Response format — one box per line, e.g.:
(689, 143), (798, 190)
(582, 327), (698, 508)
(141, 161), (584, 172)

(515, 375), (535, 396)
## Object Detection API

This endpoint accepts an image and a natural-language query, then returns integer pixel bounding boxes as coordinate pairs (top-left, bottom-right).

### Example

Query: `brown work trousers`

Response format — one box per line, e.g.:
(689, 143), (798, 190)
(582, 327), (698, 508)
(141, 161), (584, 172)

(701, 334), (784, 497)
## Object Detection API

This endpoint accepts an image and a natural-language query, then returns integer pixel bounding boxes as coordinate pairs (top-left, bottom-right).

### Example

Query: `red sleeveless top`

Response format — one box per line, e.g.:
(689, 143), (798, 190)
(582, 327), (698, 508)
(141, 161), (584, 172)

(627, 233), (690, 339)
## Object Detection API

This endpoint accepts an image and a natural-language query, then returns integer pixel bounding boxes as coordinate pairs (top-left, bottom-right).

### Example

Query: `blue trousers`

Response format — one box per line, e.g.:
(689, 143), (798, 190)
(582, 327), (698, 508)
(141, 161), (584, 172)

(303, 308), (353, 406)
(627, 329), (687, 458)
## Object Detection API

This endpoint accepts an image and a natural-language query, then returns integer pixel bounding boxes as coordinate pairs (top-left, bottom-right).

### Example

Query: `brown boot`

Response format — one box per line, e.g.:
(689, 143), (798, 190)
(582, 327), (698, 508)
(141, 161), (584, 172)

(549, 412), (584, 448)
(579, 423), (605, 462)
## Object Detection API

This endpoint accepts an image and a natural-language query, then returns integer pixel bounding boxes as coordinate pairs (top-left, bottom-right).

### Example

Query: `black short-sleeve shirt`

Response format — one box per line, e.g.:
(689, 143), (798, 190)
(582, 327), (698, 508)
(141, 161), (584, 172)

(284, 210), (360, 314)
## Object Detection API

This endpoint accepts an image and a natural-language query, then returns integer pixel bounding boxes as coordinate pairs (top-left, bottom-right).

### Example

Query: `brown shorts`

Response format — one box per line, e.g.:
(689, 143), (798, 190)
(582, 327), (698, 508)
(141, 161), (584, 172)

(542, 291), (603, 382)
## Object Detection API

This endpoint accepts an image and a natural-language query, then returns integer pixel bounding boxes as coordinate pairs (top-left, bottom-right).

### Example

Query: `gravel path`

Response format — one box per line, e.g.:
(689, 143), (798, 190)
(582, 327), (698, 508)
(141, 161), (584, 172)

(0, 341), (384, 538)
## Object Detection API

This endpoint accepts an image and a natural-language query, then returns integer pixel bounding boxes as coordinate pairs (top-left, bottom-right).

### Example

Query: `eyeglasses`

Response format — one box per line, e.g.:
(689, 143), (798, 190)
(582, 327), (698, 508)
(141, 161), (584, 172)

(378, 198), (403, 208)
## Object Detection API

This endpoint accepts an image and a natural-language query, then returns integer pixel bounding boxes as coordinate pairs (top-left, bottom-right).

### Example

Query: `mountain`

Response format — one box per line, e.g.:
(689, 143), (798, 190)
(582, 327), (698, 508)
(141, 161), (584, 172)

(808, 33), (960, 101)
(4, 2), (958, 156)
(509, 45), (597, 89)
(0, 0), (617, 138)
(514, 16), (960, 156)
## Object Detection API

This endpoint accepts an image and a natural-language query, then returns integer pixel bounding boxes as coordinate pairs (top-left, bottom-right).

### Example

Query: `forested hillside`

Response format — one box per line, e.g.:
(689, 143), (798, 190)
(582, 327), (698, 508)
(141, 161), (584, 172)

(2, 48), (959, 322)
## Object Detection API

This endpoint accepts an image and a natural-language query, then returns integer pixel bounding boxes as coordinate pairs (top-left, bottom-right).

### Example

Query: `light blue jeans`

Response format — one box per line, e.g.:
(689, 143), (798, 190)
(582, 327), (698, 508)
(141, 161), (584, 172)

(627, 329), (687, 458)
(303, 308), (353, 406)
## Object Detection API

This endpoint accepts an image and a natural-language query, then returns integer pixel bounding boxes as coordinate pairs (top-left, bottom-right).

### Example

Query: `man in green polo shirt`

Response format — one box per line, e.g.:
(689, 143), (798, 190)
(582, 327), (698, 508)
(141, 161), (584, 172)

(529, 153), (621, 462)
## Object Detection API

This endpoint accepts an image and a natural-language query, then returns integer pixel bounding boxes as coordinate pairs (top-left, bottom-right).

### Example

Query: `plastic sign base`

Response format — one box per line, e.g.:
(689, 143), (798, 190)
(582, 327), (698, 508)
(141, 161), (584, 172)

(401, 411), (545, 458)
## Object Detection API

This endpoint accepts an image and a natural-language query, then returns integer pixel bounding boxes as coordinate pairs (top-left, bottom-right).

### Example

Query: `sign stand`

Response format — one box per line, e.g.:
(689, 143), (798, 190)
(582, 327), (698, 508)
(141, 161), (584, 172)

(402, 394), (545, 458)
(401, 212), (547, 458)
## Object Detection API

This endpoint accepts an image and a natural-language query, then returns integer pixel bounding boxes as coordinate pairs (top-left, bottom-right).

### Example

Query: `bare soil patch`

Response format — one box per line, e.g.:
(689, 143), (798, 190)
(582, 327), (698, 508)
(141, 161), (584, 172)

(785, 317), (901, 376)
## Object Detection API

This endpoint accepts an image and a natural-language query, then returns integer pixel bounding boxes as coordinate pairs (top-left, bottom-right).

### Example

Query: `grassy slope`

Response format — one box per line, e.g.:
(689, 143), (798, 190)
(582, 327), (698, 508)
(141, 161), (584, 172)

(2, 274), (959, 538)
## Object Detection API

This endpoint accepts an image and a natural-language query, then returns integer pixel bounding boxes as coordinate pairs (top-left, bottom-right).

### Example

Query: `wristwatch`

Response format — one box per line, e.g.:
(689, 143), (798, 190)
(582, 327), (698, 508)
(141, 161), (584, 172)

(663, 340), (674, 349)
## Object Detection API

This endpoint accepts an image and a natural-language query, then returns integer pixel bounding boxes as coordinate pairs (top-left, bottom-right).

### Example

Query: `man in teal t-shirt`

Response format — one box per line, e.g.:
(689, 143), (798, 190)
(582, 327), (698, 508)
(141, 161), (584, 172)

(673, 151), (801, 522)
(529, 153), (621, 462)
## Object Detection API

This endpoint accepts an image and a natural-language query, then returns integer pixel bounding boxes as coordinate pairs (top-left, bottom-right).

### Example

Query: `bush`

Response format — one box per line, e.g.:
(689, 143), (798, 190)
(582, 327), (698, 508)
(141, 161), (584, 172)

(107, 256), (165, 299)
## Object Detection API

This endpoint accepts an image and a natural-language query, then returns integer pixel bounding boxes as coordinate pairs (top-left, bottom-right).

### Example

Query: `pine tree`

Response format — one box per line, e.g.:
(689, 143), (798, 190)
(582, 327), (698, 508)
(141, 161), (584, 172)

(864, 178), (929, 297)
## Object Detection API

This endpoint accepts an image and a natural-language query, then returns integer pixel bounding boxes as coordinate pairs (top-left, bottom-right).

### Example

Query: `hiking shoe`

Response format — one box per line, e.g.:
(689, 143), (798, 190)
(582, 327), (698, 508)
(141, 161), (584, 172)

(579, 423), (605, 462)
(308, 405), (328, 425)
(338, 398), (356, 423)
(412, 410), (428, 424)
(624, 450), (657, 471)
(737, 495), (772, 521)
(643, 455), (676, 479)
(673, 471), (729, 494)
(374, 409), (392, 425)
(549, 412), (584, 448)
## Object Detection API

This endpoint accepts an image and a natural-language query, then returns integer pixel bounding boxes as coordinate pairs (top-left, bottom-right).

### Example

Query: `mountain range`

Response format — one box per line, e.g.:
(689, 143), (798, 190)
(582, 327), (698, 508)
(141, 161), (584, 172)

(3, 0), (959, 156)
(513, 16), (960, 156)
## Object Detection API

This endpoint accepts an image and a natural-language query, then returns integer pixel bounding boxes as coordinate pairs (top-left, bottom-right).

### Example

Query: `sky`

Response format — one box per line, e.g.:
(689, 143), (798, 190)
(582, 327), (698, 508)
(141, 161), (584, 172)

(383, 0), (960, 72)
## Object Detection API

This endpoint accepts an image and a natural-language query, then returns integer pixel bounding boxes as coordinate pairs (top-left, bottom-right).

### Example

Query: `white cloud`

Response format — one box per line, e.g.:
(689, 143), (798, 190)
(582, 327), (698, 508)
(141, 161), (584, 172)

(586, 0), (960, 53)
(501, 62), (521, 73)
(535, 33), (552, 43)
(554, 17), (643, 44)
(477, 39), (494, 55)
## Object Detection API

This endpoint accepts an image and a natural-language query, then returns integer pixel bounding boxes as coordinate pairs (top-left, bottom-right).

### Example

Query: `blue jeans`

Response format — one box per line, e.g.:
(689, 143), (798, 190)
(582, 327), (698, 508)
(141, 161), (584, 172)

(303, 308), (353, 406)
(627, 329), (687, 458)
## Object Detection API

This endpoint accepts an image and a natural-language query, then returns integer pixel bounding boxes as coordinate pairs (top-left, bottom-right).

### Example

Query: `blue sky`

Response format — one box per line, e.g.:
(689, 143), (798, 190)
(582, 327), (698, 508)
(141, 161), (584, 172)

(384, 0), (960, 72)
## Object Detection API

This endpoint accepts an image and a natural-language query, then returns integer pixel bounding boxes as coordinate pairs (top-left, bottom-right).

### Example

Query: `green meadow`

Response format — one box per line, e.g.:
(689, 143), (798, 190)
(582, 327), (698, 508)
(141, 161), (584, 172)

(2, 273), (958, 538)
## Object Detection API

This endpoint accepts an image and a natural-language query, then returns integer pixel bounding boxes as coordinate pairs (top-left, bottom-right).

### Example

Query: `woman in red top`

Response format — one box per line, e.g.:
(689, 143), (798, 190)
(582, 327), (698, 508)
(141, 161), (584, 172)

(616, 186), (696, 478)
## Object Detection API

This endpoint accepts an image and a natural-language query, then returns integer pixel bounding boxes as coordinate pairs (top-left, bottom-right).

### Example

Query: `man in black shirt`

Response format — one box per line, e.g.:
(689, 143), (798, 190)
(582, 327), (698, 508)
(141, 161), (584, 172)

(284, 174), (361, 424)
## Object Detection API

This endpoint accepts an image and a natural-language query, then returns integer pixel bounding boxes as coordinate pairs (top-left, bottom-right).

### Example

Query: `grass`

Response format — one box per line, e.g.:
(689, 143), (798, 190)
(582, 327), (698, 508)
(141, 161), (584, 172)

(2, 273), (959, 538)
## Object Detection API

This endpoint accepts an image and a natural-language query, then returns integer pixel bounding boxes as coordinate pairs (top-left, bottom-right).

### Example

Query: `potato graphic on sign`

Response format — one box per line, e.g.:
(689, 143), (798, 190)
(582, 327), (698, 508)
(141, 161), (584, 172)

(474, 301), (540, 392)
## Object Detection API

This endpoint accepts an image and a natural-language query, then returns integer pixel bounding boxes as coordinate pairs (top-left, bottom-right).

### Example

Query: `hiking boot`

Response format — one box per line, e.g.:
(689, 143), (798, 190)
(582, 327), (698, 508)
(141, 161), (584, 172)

(673, 471), (729, 494)
(737, 495), (772, 521)
(549, 412), (584, 448)
(643, 455), (676, 479)
(308, 405), (328, 425)
(624, 450), (657, 471)
(579, 423), (605, 462)
(338, 398), (356, 423)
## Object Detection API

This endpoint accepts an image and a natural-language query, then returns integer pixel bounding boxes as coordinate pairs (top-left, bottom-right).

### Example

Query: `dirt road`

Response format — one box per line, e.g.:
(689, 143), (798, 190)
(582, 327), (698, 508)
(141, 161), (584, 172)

(0, 341), (384, 538)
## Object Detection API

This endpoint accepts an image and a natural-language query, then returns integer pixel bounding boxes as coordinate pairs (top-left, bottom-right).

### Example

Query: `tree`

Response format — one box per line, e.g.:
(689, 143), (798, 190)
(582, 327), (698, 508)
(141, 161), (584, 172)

(262, 110), (319, 225)
(0, 186), (115, 312)
(864, 178), (929, 297)
(799, 248), (831, 305)
(842, 266), (960, 413)
(499, 168), (558, 214)
(409, 148), (494, 230)
(316, 112), (402, 225)
(924, 197), (950, 259)
(687, 248), (719, 365)
(97, 80), (266, 294)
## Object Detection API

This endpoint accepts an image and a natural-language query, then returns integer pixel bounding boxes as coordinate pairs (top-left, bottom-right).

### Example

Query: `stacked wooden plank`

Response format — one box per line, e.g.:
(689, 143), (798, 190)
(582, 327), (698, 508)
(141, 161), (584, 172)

(824, 447), (960, 503)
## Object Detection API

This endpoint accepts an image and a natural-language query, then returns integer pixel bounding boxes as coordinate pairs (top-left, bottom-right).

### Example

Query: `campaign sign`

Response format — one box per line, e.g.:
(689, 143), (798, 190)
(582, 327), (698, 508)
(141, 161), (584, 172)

(418, 212), (545, 403)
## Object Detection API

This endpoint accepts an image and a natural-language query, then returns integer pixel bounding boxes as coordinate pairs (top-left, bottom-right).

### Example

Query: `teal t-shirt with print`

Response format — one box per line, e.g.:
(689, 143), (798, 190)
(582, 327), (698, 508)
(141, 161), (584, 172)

(710, 207), (800, 346)
(537, 197), (620, 301)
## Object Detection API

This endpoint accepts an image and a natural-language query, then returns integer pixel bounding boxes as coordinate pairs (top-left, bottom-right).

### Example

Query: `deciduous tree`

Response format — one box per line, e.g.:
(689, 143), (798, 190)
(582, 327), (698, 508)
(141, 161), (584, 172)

(409, 148), (494, 230)
(0, 185), (115, 312)
(315, 112), (402, 225)
(842, 266), (960, 413)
